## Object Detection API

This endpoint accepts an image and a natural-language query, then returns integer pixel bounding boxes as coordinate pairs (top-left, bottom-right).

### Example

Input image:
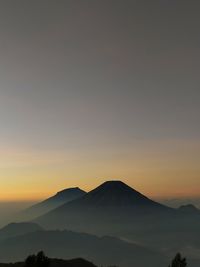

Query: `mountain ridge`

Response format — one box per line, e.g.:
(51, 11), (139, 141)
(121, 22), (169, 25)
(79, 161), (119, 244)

(0, 229), (166, 267)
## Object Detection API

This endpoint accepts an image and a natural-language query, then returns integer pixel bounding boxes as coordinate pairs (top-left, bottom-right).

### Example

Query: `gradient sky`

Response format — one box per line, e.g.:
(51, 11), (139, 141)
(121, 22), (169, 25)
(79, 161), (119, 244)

(0, 0), (200, 201)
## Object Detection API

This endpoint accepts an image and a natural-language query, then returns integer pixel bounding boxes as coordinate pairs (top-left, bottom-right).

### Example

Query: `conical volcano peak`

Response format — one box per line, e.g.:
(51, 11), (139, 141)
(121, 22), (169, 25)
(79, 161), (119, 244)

(77, 180), (160, 207)
(98, 180), (133, 189)
(100, 180), (129, 186)
(94, 180), (137, 195)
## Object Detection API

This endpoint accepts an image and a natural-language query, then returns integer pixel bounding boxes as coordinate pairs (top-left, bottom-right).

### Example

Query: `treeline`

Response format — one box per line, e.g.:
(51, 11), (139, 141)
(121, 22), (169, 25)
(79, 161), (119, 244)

(0, 251), (188, 267)
(25, 251), (187, 267)
(25, 252), (49, 267)
(24, 251), (187, 267)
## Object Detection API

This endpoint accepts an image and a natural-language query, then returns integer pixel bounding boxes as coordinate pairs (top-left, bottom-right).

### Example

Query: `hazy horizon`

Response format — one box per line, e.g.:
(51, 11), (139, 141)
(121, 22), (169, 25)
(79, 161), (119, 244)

(1, 182), (200, 204)
(0, 201), (36, 228)
(2, 178), (200, 202)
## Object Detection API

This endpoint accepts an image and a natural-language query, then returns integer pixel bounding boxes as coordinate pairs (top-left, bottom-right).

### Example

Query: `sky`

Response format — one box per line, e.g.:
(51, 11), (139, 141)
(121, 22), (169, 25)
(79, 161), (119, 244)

(0, 0), (200, 201)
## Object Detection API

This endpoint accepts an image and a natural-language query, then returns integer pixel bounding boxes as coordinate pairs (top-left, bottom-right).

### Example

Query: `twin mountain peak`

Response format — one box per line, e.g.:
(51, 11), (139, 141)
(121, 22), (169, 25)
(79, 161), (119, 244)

(36, 180), (166, 209)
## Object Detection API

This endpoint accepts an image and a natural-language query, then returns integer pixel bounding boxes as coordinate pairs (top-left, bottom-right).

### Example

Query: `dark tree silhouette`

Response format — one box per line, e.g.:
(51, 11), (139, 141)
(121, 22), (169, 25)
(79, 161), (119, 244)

(25, 252), (50, 267)
(169, 253), (187, 267)
(36, 251), (50, 267)
(25, 255), (37, 267)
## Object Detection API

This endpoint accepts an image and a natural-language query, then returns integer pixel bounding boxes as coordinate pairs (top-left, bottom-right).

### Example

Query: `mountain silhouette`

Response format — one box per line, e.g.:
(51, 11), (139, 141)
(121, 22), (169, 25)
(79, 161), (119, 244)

(69, 180), (166, 207)
(19, 187), (86, 221)
(36, 181), (172, 234)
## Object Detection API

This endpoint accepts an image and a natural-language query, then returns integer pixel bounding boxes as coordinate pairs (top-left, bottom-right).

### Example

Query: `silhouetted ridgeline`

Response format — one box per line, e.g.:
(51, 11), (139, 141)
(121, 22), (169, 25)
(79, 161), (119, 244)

(0, 251), (188, 267)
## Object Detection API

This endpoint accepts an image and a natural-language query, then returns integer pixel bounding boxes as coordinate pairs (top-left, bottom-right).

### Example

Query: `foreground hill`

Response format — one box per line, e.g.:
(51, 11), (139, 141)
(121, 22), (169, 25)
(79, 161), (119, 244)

(0, 257), (96, 267)
(19, 188), (86, 220)
(0, 229), (166, 267)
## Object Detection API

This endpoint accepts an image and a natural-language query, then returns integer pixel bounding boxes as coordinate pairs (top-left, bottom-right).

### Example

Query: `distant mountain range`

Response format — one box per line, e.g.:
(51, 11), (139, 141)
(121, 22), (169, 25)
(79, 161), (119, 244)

(1, 180), (200, 267)
(18, 188), (86, 221)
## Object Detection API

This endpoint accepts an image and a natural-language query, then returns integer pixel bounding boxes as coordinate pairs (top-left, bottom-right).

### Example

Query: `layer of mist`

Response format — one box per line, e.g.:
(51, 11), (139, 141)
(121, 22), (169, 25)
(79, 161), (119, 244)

(0, 202), (36, 228)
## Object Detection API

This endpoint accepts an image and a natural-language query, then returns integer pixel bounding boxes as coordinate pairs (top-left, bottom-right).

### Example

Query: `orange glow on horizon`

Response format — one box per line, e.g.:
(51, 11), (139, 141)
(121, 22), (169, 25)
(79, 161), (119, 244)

(0, 139), (199, 202)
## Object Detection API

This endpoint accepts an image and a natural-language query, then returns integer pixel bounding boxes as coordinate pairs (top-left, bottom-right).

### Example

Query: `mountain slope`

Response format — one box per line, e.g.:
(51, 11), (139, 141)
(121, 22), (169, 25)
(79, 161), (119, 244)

(19, 188), (86, 220)
(0, 230), (166, 267)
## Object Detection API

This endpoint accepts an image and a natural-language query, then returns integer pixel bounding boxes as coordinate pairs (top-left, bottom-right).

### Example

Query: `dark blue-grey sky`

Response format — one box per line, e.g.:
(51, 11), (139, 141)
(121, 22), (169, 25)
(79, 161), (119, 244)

(0, 0), (199, 200)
